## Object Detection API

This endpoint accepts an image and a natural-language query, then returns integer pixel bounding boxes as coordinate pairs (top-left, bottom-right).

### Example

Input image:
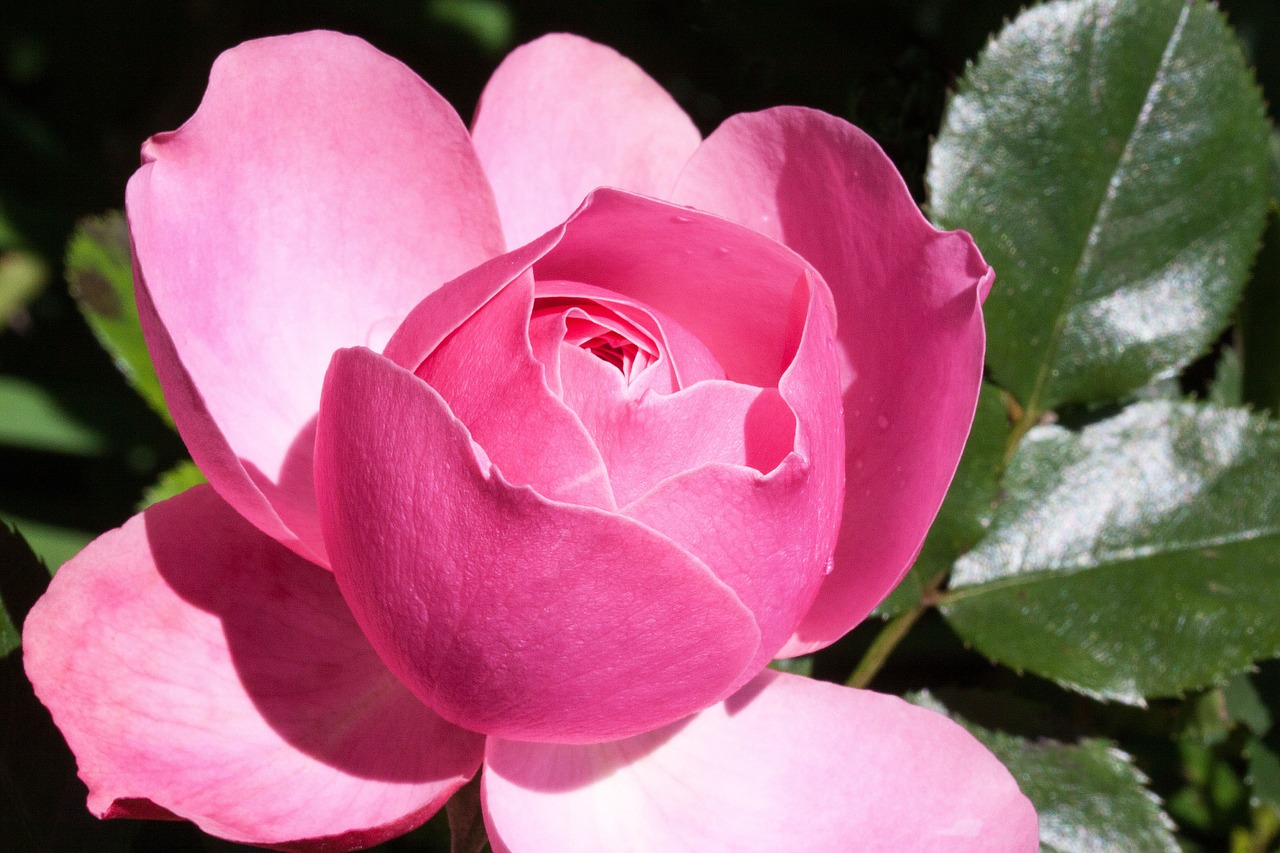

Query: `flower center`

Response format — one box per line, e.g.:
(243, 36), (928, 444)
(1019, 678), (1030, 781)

(532, 294), (663, 388)
(565, 319), (652, 383)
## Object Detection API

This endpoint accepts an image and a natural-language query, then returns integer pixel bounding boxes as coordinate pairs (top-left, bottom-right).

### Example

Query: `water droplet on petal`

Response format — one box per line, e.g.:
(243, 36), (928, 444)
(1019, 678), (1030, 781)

(877, 414), (890, 430)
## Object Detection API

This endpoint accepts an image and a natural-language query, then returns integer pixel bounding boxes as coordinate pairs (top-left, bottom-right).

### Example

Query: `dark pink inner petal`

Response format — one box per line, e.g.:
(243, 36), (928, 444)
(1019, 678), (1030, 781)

(624, 270), (845, 674)
(316, 347), (761, 744)
(417, 275), (615, 509)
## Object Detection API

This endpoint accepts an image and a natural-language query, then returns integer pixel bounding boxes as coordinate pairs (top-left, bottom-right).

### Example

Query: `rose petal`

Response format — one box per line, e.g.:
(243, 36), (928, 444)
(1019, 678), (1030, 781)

(22, 485), (484, 851)
(560, 348), (794, 506)
(483, 669), (1038, 853)
(471, 34), (701, 248)
(673, 107), (990, 653)
(127, 31), (504, 564)
(624, 270), (845, 673)
(534, 189), (814, 388)
(315, 346), (760, 743)
(418, 274), (615, 508)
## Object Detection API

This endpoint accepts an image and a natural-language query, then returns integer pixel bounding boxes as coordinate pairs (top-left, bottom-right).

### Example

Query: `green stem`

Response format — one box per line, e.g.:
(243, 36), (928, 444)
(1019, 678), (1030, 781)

(846, 572), (947, 689)
(1002, 393), (1041, 469)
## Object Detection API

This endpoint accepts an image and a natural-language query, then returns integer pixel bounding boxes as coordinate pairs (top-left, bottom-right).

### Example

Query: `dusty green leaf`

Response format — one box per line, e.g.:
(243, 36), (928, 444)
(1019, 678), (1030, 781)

(66, 211), (172, 427)
(930, 0), (1270, 414)
(943, 402), (1280, 703)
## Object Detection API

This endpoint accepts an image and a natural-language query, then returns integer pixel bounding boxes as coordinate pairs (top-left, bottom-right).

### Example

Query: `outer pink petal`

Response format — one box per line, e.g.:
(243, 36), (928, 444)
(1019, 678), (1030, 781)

(22, 485), (485, 851)
(315, 346), (760, 744)
(673, 108), (990, 654)
(624, 270), (845, 676)
(127, 31), (504, 565)
(483, 669), (1037, 853)
(471, 34), (701, 248)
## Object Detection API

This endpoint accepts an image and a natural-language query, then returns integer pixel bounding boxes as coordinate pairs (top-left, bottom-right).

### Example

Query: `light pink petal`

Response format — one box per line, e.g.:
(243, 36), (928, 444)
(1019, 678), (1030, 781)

(127, 31), (504, 564)
(471, 33), (701, 247)
(315, 346), (760, 744)
(624, 270), (845, 674)
(673, 108), (990, 654)
(561, 348), (793, 506)
(22, 485), (485, 851)
(418, 274), (615, 508)
(534, 189), (813, 387)
(483, 669), (1038, 853)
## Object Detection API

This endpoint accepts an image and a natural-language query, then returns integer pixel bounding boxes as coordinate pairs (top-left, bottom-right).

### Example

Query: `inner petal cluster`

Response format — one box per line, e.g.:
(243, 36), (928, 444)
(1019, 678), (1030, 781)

(525, 279), (795, 508)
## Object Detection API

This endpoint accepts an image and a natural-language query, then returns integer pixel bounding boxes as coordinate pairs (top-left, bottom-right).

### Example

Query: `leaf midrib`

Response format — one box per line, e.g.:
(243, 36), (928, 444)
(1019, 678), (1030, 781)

(1021, 0), (1193, 416)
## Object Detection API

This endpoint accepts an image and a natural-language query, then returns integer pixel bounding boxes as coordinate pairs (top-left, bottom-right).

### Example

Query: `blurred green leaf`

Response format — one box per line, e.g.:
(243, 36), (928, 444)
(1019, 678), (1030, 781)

(943, 402), (1280, 703)
(0, 522), (48, 658)
(426, 0), (514, 54)
(137, 459), (205, 511)
(877, 382), (1009, 616)
(913, 691), (1178, 852)
(0, 249), (49, 327)
(1225, 674), (1272, 736)
(0, 513), (92, 571)
(768, 655), (814, 677)
(65, 211), (172, 428)
(0, 375), (106, 455)
(1248, 738), (1280, 810)
(929, 0), (1269, 415)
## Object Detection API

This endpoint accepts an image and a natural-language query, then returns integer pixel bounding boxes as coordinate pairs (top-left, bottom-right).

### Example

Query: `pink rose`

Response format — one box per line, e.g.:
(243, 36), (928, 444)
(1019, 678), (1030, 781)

(24, 31), (1036, 851)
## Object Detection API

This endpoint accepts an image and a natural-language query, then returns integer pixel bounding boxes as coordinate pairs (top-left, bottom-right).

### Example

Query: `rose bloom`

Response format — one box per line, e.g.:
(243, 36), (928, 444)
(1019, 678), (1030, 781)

(24, 31), (1036, 852)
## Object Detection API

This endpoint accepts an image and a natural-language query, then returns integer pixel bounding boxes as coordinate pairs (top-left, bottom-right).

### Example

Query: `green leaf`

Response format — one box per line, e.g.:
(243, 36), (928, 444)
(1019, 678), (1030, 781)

(767, 655), (814, 677)
(1208, 347), (1244, 408)
(1248, 737), (1280, 810)
(0, 374), (106, 455)
(1224, 674), (1271, 736)
(427, 0), (514, 54)
(929, 0), (1270, 415)
(65, 211), (173, 428)
(137, 459), (206, 510)
(942, 402), (1280, 703)
(0, 522), (49, 658)
(0, 249), (49, 327)
(0, 513), (93, 571)
(913, 692), (1178, 852)
(877, 382), (1010, 616)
